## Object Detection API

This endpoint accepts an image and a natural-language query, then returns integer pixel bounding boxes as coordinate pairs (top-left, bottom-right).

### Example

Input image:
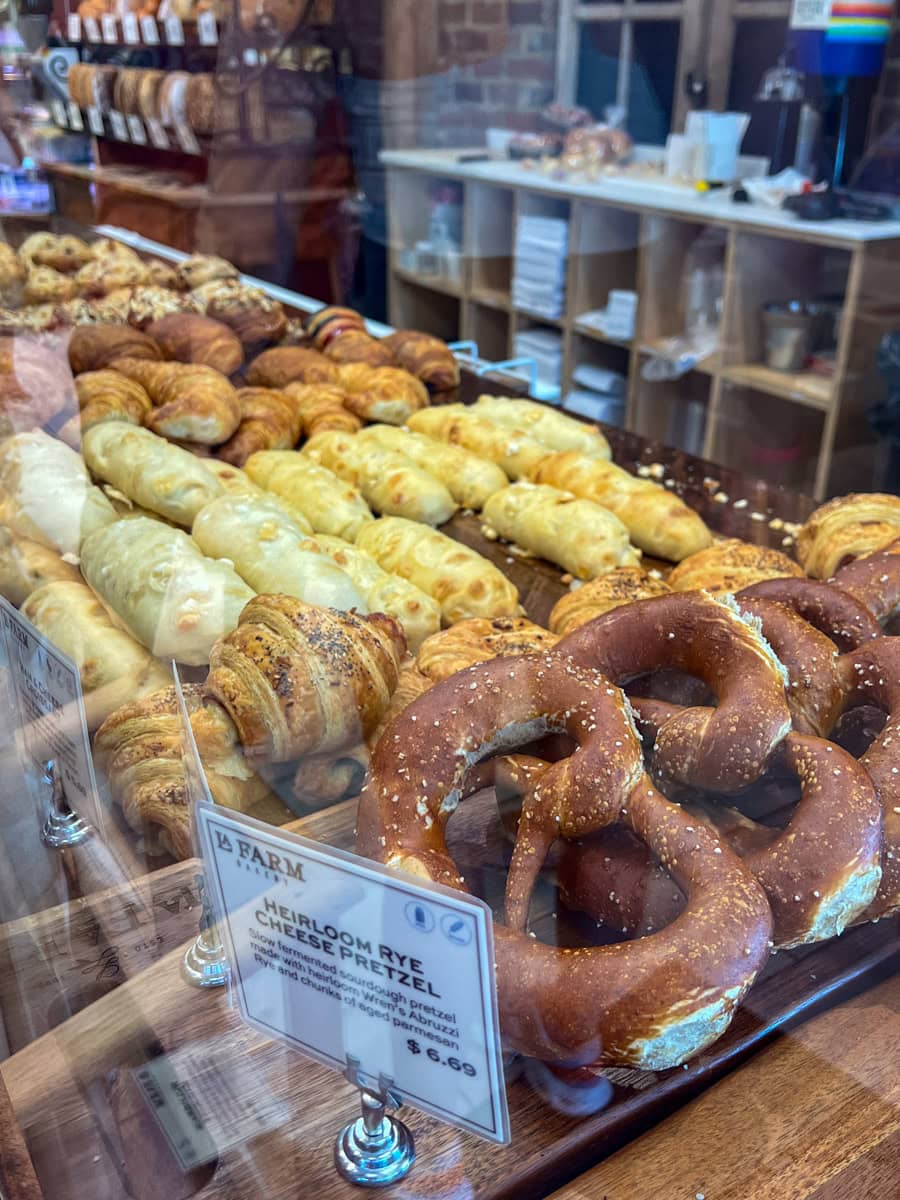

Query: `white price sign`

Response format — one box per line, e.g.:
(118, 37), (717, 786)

(0, 597), (102, 830)
(50, 99), (68, 127)
(789, 0), (830, 28)
(164, 14), (184, 44)
(101, 13), (118, 42)
(84, 15), (101, 41)
(109, 110), (128, 140)
(67, 102), (84, 130)
(122, 12), (140, 43)
(87, 105), (104, 135)
(126, 114), (146, 143)
(196, 805), (510, 1143)
(141, 15), (159, 43)
(197, 10), (217, 44)
(147, 117), (169, 148)
(66, 13), (81, 40)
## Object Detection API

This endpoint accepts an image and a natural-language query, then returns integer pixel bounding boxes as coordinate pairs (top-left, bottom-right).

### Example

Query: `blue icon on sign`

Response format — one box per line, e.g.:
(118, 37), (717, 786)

(405, 901), (435, 933)
(440, 913), (472, 946)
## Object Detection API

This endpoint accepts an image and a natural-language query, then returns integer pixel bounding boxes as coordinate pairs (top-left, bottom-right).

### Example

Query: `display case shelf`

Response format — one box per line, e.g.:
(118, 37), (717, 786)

(720, 363), (835, 410)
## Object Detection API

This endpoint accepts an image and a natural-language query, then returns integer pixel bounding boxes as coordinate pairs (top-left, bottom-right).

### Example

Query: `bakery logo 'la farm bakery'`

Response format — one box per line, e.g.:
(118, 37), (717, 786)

(211, 829), (306, 884)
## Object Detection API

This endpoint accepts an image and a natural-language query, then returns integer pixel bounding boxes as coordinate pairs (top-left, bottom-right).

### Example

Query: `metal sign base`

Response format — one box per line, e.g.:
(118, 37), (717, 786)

(39, 760), (92, 848)
(182, 926), (230, 989)
(334, 1059), (415, 1188)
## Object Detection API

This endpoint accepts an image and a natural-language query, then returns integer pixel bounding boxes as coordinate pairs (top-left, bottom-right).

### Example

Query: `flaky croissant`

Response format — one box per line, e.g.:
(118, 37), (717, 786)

(383, 330), (459, 390)
(797, 493), (900, 579)
(325, 329), (395, 368)
(94, 685), (292, 859)
(667, 539), (804, 594)
(69, 324), (161, 375)
(416, 615), (558, 682)
(285, 383), (361, 437)
(337, 364), (429, 425)
(217, 387), (302, 466)
(110, 357), (241, 444)
(145, 312), (244, 375)
(205, 595), (406, 762)
(58, 369), (152, 447)
(246, 346), (338, 388)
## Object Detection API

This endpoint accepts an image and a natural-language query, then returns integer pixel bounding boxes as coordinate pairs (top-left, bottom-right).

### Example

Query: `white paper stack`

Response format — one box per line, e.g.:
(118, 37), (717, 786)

(513, 326), (563, 392)
(564, 362), (628, 426)
(576, 290), (638, 342)
(512, 215), (568, 319)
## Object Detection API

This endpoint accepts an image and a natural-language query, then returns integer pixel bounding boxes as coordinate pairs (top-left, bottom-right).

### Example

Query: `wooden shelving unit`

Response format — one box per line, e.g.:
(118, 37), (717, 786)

(382, 151), (900, 499)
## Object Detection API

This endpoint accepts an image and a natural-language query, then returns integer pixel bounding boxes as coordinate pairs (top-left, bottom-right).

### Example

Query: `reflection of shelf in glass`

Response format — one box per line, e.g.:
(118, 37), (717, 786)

(515, 307), (563, 327)
(574, 321), (632, 348)
(720, 363), (834, 410)
(469, 286), (510, 310)
(639, 337), (719, 377)
(392, 266), (462, 298)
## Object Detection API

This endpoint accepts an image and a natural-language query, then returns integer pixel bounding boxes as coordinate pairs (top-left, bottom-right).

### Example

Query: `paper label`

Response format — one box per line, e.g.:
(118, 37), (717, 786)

(195, 804), (510, 1143)
(147, 117), (169, 149)
(109, 110), (128, 141)
(175, 123), (201, 154)
(67, 102), (84, 131)
(790, 0), (830, 29)
(126, 114), (146, 143)
(101, 13), (117, 42)
(197, 10), (217, 44)
(87, 106), (104, 136)
(122, 12), (139, 43)
(50, 99), (68, 128)
(84, 15), (101, 41)
(66, 13), (81, 40)
(140, 15), (159, 44)
(164, 14), (184, 44)
(0, 597), (101, 830)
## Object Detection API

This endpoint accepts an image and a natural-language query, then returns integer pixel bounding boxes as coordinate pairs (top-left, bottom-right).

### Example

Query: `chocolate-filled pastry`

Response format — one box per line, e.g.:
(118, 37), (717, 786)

(384, 329), (459, 390)
(306, 305), (365, 349)
(146, 312), (244, 374)
(69, 324), (162, 375)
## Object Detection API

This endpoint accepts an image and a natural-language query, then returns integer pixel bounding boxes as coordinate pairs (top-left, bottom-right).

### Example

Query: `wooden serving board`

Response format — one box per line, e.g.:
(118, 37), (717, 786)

(1, 795), (897, 1200)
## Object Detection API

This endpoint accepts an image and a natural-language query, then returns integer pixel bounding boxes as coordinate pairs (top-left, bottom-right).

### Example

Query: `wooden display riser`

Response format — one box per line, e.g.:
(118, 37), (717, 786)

(1, 795), (897, 1200)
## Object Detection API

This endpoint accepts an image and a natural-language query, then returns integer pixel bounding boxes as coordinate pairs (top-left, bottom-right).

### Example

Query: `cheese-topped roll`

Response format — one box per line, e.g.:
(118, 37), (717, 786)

(473, 395), (611, 458)
(245, 449), (373, 541)
(356, 516), (519, 624)
(80, 516), (254, 665)
(302, 430), (455, 526)
(82, 423), (223, 528)
(407, 405), (547, 480)
(355, 424), (506, 510)
(0, 526), (81, 606)
(192, 494), (366, 612)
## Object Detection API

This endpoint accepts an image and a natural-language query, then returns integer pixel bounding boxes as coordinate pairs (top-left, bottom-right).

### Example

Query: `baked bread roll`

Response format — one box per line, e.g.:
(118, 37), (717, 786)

(75, 257), (148, 297)
(285, 383), (361, 437)
(325, 330), (395, 368)
(58, 370), (152, 447)
(473, 395), (611, 458)
(143, 260), (179, 290)
(416, 615), (558, 681)
(18, 233), (92, 274)
(0, 430), (116, 554)
(69, 324), (161, 375)
(383, 330), (459, 390)
(337, 364), (429, 424)
(110, 358), (241, 444)
(80, 516), (254, 666)
(532, 452), (713, 562)
(82, 423), (224, 527)
(357, 424), (508, 510)
(245, 449), (373, 540)
(0, 527), (81, 606)
(205, 595), (407, 761)
(482, 481), (640, 580)
(303, 430), (456, 526)
(175, 254), (239, 291)
(23, 266), (77, 306)
(797, 493), (900, 579)
(356, 516), (520, 624)
(203, 458), (265, 498)
(408, 404), (548, 480)
(145, 313), (244, 375)
(246, 346), (338, 388)
(549, 567), (672, 635)
(94, 686), (291, 859)
(217, 387), (302, 466)
(192, 494), (365, 612)
(667, 539), (805, 594)
(302, 533), (440, 650)
(21, 580), (171, 729)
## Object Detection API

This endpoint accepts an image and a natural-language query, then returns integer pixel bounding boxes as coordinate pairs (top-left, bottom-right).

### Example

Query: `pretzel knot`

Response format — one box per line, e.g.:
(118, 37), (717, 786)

(357, 654), (772, 1069)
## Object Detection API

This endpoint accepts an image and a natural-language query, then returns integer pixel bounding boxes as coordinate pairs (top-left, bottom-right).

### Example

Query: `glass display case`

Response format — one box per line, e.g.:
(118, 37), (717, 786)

(0, 3), (898, 1199)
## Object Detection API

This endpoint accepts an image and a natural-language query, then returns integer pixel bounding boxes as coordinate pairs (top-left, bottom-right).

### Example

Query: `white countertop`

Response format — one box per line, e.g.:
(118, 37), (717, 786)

(380, 149), (900, 245)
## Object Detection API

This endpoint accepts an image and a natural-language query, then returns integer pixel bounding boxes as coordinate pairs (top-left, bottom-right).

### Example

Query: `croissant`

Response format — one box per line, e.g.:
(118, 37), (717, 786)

(82, 423), (224, 527)
(531, 452), (713, 562)
(216, 387), (302, 466)
(192, 494), (365, 611)
(284, 383), (361, 437)
(205, 595), (406, 762)
(325, 330), (395, 368)
(548, 567), (672, 636)
(303, 430), (456, 526)
(337, 364), (429, 425)
(0, 526), (81, 606)
(69, 325), (161, 375)
(473, 395), (611, 458)
(355, 516), (520, 624)
(293, 746), (369, 809)
(407, 405), (547, 480)
(356, 424), (506, 510)
(145, 313), (244, 375)
(482, 482), (640, 580)
(110, 358), (241, 444)
(94, 686), (292, 859)
(383, 330), (459, 390)
(796, 493), (900, 579)
(80, 515), (255, 665)
(246, 346), (338, 388)
(245, 449), (373, 540)
(21, 580), (172, 729)
(416, 615), (558, 682)
(0, 430), (116, 553)
(58, 370), (152, 447)
(301, 532), (440, 650)
(667, 539), (805, 594)
(175, 255), (239, 291)
(366, 663), (433, 749)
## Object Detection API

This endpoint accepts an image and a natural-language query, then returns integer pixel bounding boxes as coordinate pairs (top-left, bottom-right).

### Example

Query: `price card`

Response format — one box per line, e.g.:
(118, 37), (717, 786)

(195, 804), (509, 1143)
(67, 102), (84, 130)
(87, 105), (104, 135)
(141, 14), (159, 43)
(197, 10), (217, 44)
(83, 15), (101, 41)
(122, 12), (140, 43)
(0, 597), (102, 831)
(50, 99), (68, 128)
(175, 123), (201, 154)
(164, 14), (184, 44)
(101, 13), (117, 42)
(127, 114), (146, 143)
(109, 110), (128, 140)
(147, 117), (169, 148)
(66, 13), (81, 40)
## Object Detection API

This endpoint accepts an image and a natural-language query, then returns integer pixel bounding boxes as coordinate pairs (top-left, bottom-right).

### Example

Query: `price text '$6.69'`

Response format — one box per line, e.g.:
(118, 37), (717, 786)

(406, 1039), (477, 1076)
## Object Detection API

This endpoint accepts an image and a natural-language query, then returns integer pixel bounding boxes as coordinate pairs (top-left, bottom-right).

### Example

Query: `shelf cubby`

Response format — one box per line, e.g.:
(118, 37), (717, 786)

(466, 183), (514, 307)
(464, 300), (511, 364)
(388, 273), (461, 344)
(570, 202), (640, 332)
(631, 365), (711, 456)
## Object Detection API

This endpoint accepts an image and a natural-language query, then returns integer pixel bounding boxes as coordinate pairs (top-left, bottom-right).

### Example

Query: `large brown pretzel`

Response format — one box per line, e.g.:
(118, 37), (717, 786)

(357, 654), (772, 1069)
(736, 578), (881, 652)
(832, 536), (900, 625)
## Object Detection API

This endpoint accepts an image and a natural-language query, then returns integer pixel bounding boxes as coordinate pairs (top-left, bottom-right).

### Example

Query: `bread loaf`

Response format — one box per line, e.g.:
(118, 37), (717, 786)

(407, 405), (548, 479)
(355, 424), (506, 510)
(474, 395), (611, 458)
(245, 449), (373, 540)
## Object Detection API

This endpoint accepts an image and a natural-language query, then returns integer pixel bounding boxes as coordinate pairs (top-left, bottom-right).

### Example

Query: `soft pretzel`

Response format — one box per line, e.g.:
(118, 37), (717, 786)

(357, 654), (772, 1068)
(736, 578), (881, 652)
(832, 537), (900, 625)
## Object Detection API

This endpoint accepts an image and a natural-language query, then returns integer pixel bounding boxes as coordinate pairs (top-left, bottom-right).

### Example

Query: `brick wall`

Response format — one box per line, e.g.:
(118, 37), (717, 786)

(418, 0), (559, 147)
